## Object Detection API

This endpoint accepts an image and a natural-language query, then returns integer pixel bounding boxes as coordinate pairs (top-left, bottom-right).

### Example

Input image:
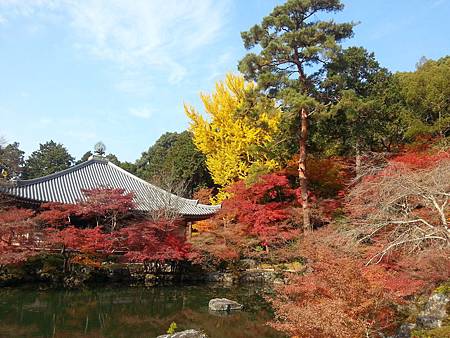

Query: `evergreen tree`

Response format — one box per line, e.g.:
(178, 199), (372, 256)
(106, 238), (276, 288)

(238, 0), (354, 230)
(105, 153), (121, 166)
(76, 151), (93, 164)
(135, 131), (212, 197)
(119, 161), (137, 175)
(24, 141), (74, 179)
(316, 47), (405, 174)
(396, 56), (450, 139)
(0, 142), (25, 179)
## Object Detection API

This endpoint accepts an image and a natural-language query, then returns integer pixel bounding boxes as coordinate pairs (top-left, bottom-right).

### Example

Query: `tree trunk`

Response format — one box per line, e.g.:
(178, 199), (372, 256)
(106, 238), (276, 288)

(298, 107), (311, 231)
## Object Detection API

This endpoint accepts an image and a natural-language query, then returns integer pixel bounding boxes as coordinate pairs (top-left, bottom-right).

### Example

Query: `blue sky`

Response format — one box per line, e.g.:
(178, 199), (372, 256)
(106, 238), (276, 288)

(0, 0), (449, 162)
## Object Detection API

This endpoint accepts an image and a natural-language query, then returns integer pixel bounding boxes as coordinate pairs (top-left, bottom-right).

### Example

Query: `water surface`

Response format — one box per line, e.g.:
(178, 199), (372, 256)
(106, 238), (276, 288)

(0, 285), (284, 338)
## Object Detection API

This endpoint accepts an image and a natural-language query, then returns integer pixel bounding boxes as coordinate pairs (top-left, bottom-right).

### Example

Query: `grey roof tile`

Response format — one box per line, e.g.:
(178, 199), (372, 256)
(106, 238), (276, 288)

(1, 158), (220, 217)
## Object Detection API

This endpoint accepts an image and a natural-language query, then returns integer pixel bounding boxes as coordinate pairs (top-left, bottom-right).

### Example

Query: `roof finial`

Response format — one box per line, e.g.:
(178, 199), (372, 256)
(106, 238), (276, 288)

(94, 142), (106, 156)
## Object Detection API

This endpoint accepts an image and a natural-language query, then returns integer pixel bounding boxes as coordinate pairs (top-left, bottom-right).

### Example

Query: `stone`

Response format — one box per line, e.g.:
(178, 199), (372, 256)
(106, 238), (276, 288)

(416, 293), (449, 329)
(239, 259), (257, 269)
(239, 270), (277, 283)
(394, 323), (416, 338)
(144, 273), (157, 286)
(208, 298), (243, 311)
(205, 272), (236, 284)
(156, 329), (208, 338)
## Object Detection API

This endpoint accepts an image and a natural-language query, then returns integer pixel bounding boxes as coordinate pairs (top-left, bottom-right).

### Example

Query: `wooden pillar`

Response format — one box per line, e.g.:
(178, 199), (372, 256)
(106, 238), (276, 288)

(185, 221), (192, 240)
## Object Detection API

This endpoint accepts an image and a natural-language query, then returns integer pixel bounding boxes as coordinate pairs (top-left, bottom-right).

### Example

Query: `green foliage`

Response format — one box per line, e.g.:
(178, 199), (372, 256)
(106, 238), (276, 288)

(0, 141), (25, 179)
(238, 0), (355, 161)
(239, 0), (354, 94)
(105, 153), (121, 166)
(76, 151), (93, 164)
(24, 140), (74, 179)
(135, 131), (212, 197)
(76, 151), (137, 174)
(119, 161), (137, 175)
(396, 56), (450, 138)
(314, 46), (406, 156)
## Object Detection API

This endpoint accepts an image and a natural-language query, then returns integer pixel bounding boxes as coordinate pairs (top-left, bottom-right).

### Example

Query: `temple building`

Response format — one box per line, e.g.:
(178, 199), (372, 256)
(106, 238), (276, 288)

(0, 154), (220, 222)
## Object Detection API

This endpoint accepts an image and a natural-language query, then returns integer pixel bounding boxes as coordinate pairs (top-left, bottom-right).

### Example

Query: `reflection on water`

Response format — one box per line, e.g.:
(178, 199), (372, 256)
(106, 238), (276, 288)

(0, 285), (285, 338)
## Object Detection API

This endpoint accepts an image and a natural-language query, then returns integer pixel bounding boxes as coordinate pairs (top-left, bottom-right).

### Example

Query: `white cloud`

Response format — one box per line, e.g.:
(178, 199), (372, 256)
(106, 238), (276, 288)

(68, 0), (231, 84)
(129, 107), (153, 119)
(431, 0), (446, 8)
(0, 0), (232, 87)
(113, 70), (155, 97)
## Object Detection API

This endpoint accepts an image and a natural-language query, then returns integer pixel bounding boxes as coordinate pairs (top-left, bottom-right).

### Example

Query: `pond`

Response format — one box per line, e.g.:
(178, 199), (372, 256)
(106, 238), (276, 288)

(0, 285), (285, 338)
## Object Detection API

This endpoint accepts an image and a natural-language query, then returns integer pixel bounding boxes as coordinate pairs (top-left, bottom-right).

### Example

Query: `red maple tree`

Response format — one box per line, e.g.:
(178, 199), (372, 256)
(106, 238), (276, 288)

(0, 207), (38, 265)
(116, 218), (190, 272)
(77, 188), (135, 232)
(191, 172), (303, 264)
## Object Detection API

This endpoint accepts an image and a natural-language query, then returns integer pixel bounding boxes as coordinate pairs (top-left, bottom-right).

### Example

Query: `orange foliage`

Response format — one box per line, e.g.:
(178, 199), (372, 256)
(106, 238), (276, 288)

(269, 229), (400, 338)
(70, 254), (102, 268)
(284, 155), (350, 198)
(193, 187), (215, 204)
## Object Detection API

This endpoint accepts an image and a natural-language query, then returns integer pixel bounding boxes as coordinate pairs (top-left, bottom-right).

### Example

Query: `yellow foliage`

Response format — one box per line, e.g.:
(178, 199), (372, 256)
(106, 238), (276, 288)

(184, 73), (281, 203)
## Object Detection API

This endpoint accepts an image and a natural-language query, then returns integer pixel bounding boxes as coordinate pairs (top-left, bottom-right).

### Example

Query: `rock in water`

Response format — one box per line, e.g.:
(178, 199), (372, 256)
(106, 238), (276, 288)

(157, 329), (208, 338)
(208, 298), (243, 311)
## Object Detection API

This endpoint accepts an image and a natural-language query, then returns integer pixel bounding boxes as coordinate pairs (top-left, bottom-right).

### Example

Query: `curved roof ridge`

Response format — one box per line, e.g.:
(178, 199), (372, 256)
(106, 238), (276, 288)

(2, 157), (221, 217)
(16, 159), (105, 186)
(106, 160), (193, 204)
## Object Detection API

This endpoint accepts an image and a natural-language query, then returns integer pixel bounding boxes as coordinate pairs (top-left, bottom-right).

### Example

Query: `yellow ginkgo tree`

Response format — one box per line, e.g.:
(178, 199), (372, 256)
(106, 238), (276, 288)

(184, 73), (282, 203)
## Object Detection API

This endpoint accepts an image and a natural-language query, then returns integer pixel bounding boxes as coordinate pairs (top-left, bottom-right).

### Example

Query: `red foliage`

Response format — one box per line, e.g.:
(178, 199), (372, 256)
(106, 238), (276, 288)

(117, 219), (190, 263)
(389, 150), (450, 170)
(36, 202), (77, 227)
(317, 198), (343, 221)
(269, 229), (399, 338)
(363, 263), (425, 298)
(77, 188), (135, 231)
(0, 207), (34, 224)
(190, 220), (248, 265)
(347, 148), (449, 262)
(191, 173), (305, 265)
(79, 188), (135, 216)
(36, 188), (136, 231)
(284, 155), (350, 198)
(0, 208), (38, 265)
(381, 249), (450, 293)
(44, 226), (112, 253)
(223, 173), (300, 245)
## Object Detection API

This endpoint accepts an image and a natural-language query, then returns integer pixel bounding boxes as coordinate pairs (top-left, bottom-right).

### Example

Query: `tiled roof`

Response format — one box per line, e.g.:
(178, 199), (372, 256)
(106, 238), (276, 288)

(0, 157), (220, 218)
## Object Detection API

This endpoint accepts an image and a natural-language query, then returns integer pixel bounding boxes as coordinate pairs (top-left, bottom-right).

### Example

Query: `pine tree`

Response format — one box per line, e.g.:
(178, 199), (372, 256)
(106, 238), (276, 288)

(238, 0), (354, 230)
